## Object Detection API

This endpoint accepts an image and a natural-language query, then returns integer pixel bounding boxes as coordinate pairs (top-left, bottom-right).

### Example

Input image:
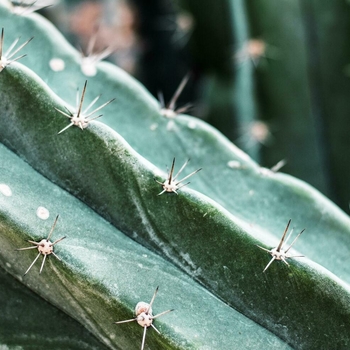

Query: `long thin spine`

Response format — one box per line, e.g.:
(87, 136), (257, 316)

(24, 252), (41, 275)
(86, 30), (97, 57)
(0, 28), (4, 59)
(276, 219), (291, 252)
(4, 37), (19, 57)
(46, 215), (59, 241)
(152, 309), (174, 319)
(27, 240), (41, 245)
(147, 286), (159, 313)
(177, 168), (202, 184)
(158, 91), (165, 108)
(256, 245), (271, 253)
(168, 74), (190, 111)
(280, 256), (290, 267)
(168, 158), (176, 184)
(176, 181), (190, 191)
(77, 81), (88, 117)
(83, 94), (101, 115)
(75, 87), (80, 111)
(141, 326), (147, 350)
(16, 245), (38, 251)
(114, 318), (136, 324)
(263, 256), (276, 273)
(285, 229), (305, 254)
(93, 47), (114, 61)
(55, 107), (72, 118)
(151, 324), (160, 334)
(8, 53), (27, 63)
(39, 254), (47, 273)
(85, 98), (115, 118)
(57, 122), (74, 135)
(173, 159), (189, 181)
(175, 102), (192, 115)
(7, 37), (33, 60)
(51, 252), (62, 261)
(86, 114), (103, 122)
(283, 227), (294, 248)
(51, 236), (66, 246)
(270, 159), (286, 173)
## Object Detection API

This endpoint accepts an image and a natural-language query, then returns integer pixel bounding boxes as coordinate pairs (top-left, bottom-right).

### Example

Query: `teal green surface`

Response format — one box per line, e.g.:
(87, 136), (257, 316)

(0, 266), (108, 350)
(0, 0), (349, 286)
(0, 2), (350, 348)
(0, 144), (290, 349)
(0, 63), (349, 349)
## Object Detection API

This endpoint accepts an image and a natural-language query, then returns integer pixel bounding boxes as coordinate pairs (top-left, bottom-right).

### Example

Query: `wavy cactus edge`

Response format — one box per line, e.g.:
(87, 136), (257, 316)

(0, 62), (350, 348)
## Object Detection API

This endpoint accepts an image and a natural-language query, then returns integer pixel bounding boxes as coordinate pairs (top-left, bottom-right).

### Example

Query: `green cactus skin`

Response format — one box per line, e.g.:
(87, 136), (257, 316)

(1, 0), (349, 288)
(1, 1), (350, 348)
(0, 1), (350, 283)
(0, 266), (108, 349)
(0, 62), (350, 349)
(0, 143), (290, 349)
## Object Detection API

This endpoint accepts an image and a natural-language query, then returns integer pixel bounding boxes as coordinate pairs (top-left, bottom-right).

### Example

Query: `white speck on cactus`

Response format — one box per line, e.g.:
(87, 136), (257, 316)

(36, 206), (50, 220)
(227, 160), (242, 169)
(49, 58), (65, 72)
(81, 57), (97, 77)
(150, 123), (158, 131)
(0, 183), (12, 196)
(160, 108), (177, 119)
(187, 120), (197, 129)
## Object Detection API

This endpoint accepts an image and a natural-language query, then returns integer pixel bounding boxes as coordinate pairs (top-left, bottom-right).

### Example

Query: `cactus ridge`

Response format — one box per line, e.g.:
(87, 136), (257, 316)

(0, 1), (350, 349)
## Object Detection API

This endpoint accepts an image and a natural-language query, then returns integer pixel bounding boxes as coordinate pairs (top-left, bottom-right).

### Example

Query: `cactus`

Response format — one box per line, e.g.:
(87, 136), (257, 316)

(1, 1), (350, 349)
(2, 142), (282, 349)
